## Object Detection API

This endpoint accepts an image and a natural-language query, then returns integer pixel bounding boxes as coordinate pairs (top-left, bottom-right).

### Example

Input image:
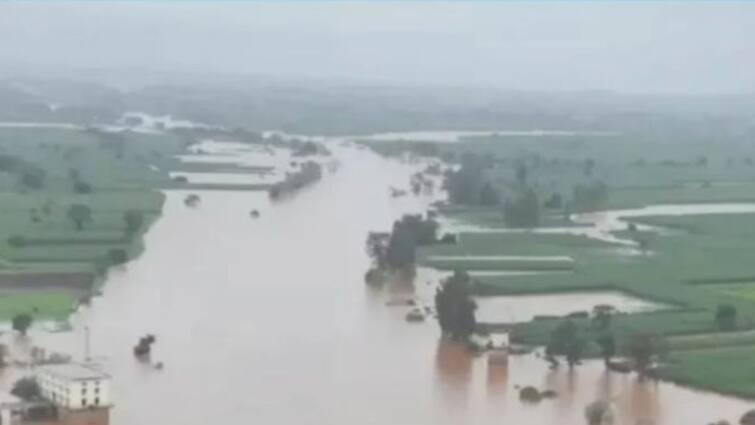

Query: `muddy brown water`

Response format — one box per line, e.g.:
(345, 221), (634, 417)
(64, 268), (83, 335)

(20, 147), (754, 424)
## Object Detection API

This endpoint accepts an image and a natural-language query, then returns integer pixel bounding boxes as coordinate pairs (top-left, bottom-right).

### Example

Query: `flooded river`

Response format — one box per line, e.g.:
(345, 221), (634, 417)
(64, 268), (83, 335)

(26, 146), (754, 424)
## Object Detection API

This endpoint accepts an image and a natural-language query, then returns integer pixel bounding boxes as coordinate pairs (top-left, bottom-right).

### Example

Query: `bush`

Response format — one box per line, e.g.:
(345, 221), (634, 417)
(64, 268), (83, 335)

(11, 377), (41, 401)
(7, 235), (27, 247)
(12, 313), (33, 336)
(716, 304), (738, 331)
(519, 386), (542, 402)
(108, 248), (128, 265)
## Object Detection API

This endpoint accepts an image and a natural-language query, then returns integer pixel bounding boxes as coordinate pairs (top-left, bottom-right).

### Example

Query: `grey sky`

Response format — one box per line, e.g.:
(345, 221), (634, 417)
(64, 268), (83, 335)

(0, 2), (753, 93)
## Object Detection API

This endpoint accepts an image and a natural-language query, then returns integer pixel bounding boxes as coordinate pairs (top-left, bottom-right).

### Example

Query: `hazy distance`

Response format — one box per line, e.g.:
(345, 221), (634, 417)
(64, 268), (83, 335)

(0, 2), (754, 94)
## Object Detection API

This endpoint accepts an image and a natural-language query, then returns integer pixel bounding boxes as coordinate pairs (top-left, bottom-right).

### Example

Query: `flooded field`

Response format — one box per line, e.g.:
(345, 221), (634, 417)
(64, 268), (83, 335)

(16, 146), (754, 425)
(474, 291), (666, 324)
(439, 202), (755, 249)
(168, 171), (278, 185)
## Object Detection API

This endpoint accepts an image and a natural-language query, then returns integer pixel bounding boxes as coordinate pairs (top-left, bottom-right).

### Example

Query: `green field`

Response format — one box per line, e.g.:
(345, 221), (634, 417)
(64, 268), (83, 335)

(418, 212), (755, 396)
(0, 292), (77, 321)
(662, 346), (755, 399)
(0, 127), (183, 319)
(370, 133), (755, 399)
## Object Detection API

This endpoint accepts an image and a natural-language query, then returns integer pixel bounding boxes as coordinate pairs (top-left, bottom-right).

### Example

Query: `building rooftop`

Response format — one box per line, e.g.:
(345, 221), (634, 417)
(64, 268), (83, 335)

(39, 363), (110, 382)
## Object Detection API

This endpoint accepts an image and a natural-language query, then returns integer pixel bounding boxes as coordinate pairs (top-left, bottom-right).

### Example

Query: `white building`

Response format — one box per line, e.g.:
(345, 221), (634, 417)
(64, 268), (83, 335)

(37, 363), (111, 410)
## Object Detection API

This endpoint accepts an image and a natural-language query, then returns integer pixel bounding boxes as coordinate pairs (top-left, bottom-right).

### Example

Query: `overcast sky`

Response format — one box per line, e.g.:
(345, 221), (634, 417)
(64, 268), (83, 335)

(0, 2), (753, 94)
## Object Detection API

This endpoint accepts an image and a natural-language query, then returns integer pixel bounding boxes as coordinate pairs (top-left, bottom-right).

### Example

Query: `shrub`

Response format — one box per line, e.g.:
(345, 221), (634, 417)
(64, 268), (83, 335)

(716, 304), (738, 331)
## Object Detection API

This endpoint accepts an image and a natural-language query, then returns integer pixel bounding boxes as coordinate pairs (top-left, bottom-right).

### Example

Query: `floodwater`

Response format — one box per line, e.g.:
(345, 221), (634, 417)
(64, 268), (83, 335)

(348, 130), (620, 143)
(25, 146), (754, 425)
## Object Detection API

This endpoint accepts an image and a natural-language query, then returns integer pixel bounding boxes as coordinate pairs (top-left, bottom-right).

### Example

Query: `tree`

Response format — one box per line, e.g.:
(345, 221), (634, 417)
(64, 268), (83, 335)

(365, 232), (390, 268)
(545, 320), (584, 369)
(383, 214), (439, 271)
(626, 333), (664, 377)
(715, 304), (738, 331)
(11, 377), (41, 401)
(12, 313), (33, 336)
(123, 210), (145, 238)
(435, 270), (477, 340)
(596, 334), (616, 366)
(66, 204), (92, 231)
(0, 343), (7, 367)
(385, 224), (416, 270)
(585, 400), (614, 425)
(592, 305), (614, 330)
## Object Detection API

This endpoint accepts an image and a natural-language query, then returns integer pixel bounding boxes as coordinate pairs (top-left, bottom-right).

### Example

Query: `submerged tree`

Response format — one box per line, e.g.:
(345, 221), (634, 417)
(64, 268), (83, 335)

(545, 319), (585, 369)
(0, 343), (7, 368)
(596, 334), (616, 366)
(383, 214), (439, 272)
(365, 232), (390, 269)
(585, 400), (614, 425)
(385, 222), (416, 271)
(434, 270), (477, 340)
(625, 333), (665, 377)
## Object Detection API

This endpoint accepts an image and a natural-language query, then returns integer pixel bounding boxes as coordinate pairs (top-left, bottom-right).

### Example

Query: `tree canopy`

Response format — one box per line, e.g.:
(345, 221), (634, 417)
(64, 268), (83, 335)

(434, 270), (477, 340)
(66, 204), (92, 231)
(12, 313), (33, 336)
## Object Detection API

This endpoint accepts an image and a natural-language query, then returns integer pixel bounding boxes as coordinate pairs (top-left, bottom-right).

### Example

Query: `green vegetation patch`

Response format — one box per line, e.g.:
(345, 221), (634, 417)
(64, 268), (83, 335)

(0, 127), (184, 320)
(662, 345), (755, 399)
(0, 292), (77, 321)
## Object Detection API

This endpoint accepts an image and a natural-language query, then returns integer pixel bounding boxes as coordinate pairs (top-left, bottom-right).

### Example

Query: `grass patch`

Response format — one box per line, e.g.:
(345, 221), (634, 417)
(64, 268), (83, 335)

(662, 345), (755, 399)
(0, 291), (77, 321)
(0, 127), (183, 318)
